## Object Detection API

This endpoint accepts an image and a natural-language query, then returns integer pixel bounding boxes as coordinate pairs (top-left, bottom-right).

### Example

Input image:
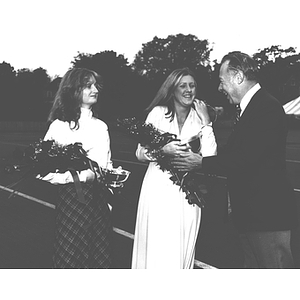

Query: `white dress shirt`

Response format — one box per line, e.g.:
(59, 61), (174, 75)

(240, 83), (261, 116)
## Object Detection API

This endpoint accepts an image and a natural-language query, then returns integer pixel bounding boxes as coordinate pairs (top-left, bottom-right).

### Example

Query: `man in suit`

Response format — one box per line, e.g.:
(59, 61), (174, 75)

(172, 51), (297, 268)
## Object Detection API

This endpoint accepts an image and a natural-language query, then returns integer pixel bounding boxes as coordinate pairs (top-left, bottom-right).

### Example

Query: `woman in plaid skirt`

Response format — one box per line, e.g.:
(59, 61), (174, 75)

(39, 68), (113, 268)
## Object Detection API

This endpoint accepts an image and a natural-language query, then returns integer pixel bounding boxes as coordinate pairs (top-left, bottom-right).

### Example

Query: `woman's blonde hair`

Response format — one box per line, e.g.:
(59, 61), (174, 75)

(145, 67), (197, 121)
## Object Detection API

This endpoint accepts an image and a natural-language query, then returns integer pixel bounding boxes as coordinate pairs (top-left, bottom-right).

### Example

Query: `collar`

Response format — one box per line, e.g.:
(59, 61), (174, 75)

(240, 83), (261, 115)
(80, 107), (93, 119)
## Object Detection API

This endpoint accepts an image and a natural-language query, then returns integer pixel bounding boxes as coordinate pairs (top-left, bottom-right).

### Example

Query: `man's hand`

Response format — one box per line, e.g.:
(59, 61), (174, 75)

(171, 151), (203, 172)
(161, 140), (190, 157)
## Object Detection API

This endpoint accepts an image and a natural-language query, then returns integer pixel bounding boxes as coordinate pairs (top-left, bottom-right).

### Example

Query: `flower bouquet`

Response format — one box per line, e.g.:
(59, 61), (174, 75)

(116, 116), (209, 208)
(4, 139), (130, 202)
(6, 139), (93, 177)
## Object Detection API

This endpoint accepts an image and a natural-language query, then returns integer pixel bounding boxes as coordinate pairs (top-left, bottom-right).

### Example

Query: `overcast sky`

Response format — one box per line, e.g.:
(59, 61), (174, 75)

(1, 0), (299, 78)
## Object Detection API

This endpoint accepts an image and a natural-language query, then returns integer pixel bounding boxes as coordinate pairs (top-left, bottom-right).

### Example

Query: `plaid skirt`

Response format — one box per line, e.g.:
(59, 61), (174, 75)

(53, 182), (113, 268)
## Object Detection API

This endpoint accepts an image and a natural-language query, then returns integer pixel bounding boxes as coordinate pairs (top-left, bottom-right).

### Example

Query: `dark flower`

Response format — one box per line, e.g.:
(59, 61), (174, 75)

(117, 117), (211, 208)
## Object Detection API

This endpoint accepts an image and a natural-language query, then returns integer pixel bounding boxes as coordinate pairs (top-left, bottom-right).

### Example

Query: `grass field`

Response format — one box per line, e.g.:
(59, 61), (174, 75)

(0, 121), (299, 268)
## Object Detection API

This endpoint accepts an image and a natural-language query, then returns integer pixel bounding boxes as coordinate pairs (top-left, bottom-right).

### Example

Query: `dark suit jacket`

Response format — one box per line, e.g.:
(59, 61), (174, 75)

(203, 87), (297, 232)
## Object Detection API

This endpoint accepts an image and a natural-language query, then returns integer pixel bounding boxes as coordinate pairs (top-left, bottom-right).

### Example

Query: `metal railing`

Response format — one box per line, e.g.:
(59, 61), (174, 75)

(0, 183), (217, 269)
(1, 156), (299, 269)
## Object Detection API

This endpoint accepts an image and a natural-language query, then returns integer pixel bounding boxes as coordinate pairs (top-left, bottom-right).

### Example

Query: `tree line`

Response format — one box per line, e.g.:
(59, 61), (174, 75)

(0, 34), (300, 122)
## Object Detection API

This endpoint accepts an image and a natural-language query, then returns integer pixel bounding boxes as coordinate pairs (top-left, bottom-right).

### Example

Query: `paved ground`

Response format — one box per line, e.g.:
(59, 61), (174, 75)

(0, 120), (299, 268)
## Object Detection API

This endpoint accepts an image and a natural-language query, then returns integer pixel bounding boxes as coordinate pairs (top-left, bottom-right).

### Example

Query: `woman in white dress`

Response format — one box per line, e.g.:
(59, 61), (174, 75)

(131, 68), (217, 269)
(39, 68), (113, 268)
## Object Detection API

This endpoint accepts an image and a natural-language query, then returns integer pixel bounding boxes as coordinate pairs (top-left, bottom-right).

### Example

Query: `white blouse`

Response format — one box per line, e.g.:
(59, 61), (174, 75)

(41, 107), (112, 184)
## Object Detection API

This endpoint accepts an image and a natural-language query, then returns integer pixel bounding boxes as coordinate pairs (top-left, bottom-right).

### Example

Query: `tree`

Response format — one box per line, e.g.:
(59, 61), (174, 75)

(132, 34), (212, 80)
(131, 34), (214, 106)
(32, 67), (51, 90)
(72, 51), (130, 75)
(72, 51), (149, 120)
(253, 46), (300, 102)
(0, 62), (16, 120)
(0, 61), (16, 84)
(15, 68), (51, 120)
(253, 45), (297, 67)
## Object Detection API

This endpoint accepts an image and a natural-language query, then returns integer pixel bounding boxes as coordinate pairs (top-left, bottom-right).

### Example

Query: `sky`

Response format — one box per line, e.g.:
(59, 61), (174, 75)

(1, 0), (299, 78)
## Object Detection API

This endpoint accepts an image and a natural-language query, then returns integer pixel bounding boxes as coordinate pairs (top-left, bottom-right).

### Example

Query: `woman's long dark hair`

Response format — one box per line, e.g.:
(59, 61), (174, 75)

(48, 68), (103, 129)
(145, 67), (197, 121)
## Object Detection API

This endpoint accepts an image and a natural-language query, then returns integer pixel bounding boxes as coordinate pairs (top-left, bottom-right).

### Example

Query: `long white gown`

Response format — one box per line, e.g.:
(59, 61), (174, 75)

(131, 105), (217, 269)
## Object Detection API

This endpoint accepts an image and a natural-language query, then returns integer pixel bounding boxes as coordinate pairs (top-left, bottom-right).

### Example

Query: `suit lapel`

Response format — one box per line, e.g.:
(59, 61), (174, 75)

(240, 88), (265, 122)
(226, 88), (264, 146)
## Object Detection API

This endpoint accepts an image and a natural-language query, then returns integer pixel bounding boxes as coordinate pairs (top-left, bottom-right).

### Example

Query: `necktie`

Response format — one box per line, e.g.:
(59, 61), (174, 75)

(234, 105), (241, 126)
